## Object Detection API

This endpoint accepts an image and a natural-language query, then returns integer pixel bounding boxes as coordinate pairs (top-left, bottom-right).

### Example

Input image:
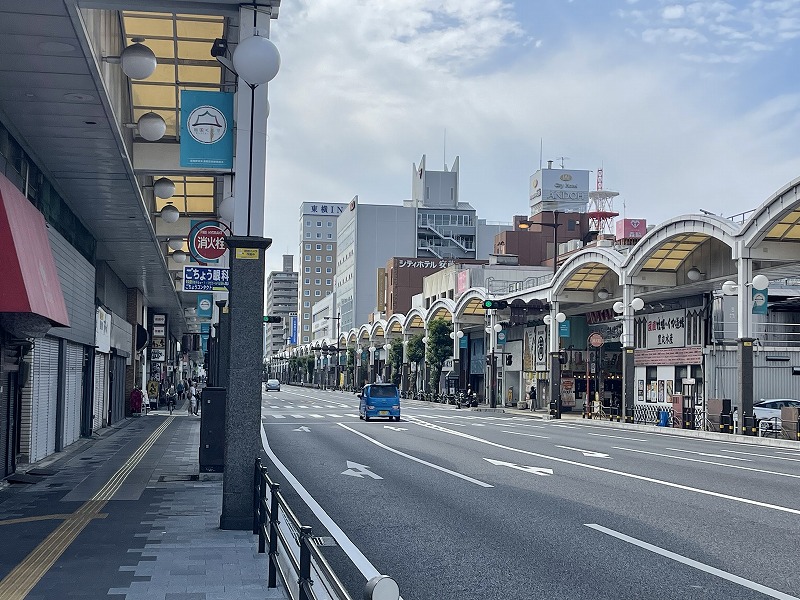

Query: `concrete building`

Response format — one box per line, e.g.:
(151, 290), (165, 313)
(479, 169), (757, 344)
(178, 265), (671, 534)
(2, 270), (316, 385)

(311, 292), (337, 342)
(265, 255), (298, 358)
(298, 202), (346, 344)
(335, 156), (512, 331)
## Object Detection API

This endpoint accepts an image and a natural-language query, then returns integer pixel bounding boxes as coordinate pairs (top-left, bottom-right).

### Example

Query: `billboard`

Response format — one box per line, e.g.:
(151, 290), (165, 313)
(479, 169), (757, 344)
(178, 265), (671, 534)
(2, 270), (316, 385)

(615, 218), (647, 240)
(530, 168), (590, 214)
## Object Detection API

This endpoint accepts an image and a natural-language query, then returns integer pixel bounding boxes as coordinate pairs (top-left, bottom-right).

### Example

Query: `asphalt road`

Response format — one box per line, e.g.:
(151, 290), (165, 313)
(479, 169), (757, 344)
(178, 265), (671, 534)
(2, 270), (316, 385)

(259, 386), (800, 600)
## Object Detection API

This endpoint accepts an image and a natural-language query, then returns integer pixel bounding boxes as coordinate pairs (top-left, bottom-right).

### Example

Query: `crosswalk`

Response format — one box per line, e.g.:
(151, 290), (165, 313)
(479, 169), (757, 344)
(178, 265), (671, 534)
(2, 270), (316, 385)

(261, 409), (527, 422)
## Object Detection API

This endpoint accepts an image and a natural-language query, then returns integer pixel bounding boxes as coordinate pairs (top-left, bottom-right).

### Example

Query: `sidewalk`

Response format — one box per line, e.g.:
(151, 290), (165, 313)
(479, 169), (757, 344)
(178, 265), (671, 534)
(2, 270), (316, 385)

(0, 404), (288, 600)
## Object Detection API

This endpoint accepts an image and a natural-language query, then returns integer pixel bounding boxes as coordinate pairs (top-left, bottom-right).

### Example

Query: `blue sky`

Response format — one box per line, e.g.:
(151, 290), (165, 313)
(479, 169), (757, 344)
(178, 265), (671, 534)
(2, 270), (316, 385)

(264, 0), (800, 272)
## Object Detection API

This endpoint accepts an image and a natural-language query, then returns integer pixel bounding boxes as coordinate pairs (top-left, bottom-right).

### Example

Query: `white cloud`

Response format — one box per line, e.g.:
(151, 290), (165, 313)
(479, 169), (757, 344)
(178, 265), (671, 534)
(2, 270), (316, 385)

(662, 5), (686, 19)
(261, 1), (800, 274)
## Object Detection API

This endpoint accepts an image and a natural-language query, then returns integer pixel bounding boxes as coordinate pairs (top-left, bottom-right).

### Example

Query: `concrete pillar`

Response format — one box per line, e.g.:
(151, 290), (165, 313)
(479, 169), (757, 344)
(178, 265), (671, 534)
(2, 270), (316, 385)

(220, 236), (271, 530)
(215, 301), (230, 391)
(736, 253), (754, 433)
(548, 301), (561, 418)
(621, 284), (636, 423)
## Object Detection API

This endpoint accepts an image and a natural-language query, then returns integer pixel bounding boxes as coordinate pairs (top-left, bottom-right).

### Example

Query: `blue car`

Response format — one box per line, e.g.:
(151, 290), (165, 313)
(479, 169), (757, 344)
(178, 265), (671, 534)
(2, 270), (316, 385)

(359, 384), (401, 421)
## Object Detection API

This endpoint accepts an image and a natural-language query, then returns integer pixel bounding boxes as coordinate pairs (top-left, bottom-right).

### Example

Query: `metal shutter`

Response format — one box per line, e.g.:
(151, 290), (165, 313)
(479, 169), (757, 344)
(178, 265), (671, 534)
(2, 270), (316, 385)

(63, 342), (83, 447)
(30, 337), (59, 462)
(92, 353), (108, 431)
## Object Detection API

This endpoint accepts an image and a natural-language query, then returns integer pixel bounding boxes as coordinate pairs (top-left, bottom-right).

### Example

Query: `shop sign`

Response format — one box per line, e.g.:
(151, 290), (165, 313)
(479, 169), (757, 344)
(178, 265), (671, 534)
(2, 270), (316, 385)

(535, 326), (547, 372)
(95, 307), (111, 353)
(634, 346), (702, 366)
(153, 325), (165, 337)
(183, 266), (230, 292)
(153, 314), (166, 325)
(150, 348), (165, 362)
(645, 309), (686, 349)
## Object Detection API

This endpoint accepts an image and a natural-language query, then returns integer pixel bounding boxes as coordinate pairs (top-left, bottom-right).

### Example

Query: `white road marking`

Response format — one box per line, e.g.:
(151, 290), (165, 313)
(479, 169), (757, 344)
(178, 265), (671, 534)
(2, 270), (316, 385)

(298, 405), (308, 409)
(585, 524), (800, 600)
(612, 446), (800, 480)
(717, 449), (800, 462)
(270, 406), (280, 409)
(309, 414), (324, 419)
(502, 430), (550, 440)
(484, 458), (552, 476)
(291, 415), (304, 419)
(341, 461), (383, 479)
(336, 423), (493, 488)
(586, 432), (647, 442)
(666, 448), (753, 461)
(555, 445), (610, 458)
(327, 414), (342, 418)
(384, 426), (407, 431)
(260, 426), (400, 595)
(345, 414), (359, 418)
(294, 426), (310, 432)
(405, 416), (800, 516)
(272, 415), (285, 419)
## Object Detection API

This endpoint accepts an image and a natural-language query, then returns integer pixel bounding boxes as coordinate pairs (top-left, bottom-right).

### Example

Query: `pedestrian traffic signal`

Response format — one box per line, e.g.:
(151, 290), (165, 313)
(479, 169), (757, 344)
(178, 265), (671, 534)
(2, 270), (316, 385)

(263, 315), (282, 323)
(482, 299), (508, 310)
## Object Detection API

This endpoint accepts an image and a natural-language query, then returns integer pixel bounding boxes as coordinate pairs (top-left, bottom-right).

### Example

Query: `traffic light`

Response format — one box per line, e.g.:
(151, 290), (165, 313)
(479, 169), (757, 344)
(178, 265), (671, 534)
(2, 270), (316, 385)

(505, 354), (513, 366)
(263, 315), (282, 323)
(482, 299), (508, 310)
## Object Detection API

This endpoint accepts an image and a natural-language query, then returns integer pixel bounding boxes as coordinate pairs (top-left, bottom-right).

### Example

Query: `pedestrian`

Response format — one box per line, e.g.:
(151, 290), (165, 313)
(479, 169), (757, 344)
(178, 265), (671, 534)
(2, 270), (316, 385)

(529, 385), (537, 408)
(176, 380), (184, 405)
(190, 381), (198, 416)
(167, 385), (176, 415)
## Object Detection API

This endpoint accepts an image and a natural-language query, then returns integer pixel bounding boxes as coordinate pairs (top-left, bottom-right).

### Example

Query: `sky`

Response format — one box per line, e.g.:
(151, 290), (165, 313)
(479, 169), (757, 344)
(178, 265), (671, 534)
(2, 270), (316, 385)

(264, 0), (800, 274)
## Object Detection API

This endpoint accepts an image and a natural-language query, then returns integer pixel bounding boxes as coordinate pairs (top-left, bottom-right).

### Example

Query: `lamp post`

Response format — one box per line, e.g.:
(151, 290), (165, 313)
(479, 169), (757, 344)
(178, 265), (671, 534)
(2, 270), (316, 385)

(324, 313), (341, 389)
(518, 211), (562, 275)
(219, 13), (280, 531)
(613, 294), (645, 423)
(543, 309), (567, 418)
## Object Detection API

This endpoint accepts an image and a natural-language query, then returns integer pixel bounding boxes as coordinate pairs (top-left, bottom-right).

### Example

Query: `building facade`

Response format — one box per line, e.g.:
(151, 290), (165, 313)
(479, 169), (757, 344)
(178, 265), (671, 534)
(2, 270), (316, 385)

(298, 202), (346, 344)
(265, 255), (298, 358)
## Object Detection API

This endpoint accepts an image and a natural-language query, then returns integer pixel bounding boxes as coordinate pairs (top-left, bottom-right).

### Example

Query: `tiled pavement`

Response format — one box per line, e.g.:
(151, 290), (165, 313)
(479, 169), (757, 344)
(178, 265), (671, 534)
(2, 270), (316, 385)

(0, 407), (289, 600)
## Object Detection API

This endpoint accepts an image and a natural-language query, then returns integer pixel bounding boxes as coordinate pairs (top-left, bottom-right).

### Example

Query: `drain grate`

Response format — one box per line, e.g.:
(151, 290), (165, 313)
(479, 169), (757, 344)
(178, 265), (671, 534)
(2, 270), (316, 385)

(311, 536), (337, 547)
(158, 474), (199, 482)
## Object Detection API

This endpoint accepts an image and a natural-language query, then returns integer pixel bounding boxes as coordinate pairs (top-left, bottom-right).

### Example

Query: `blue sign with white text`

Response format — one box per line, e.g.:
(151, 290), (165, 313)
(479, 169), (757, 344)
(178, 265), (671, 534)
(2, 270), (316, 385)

(182, 266), (229, 292)
(180, 90), (234, 169)
(197, 294), (213, 318)
(290, 316), (298, 345)
(559, 320), (571, 338)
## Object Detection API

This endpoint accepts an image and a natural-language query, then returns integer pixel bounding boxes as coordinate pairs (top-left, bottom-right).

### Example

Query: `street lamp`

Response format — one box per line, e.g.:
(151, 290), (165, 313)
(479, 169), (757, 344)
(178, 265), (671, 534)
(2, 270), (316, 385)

(518, 211), (562, 275)
(324, 313), (341, 389)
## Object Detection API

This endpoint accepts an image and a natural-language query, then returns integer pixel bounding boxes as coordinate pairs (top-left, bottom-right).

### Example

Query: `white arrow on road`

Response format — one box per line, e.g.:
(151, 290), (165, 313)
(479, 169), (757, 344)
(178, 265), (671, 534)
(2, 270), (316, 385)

(483, 458), (553, 476)
(294, 426), (311, 432)
(384, 425), (408, 431)
(341, 461), (383, 479)
(555, 445), (610, 458)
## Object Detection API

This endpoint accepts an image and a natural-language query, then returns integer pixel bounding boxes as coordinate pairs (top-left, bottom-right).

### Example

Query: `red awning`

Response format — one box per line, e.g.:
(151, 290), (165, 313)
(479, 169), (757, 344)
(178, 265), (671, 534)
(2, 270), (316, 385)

(0, 173), (69, 327)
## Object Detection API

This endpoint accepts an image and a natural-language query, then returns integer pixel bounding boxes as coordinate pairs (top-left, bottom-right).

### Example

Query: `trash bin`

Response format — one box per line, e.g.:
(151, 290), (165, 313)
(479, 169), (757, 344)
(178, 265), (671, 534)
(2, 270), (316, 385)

(657, 410), (669, 427)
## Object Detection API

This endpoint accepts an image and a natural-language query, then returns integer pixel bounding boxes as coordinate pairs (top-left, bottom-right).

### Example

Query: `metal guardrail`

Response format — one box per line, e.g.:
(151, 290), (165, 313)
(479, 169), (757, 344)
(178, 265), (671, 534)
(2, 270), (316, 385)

(253, 458), (400, 600)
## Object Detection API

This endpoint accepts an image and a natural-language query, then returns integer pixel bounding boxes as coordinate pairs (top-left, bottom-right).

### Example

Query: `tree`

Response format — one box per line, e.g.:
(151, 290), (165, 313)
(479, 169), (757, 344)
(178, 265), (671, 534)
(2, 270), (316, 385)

(426, 318), (452, 392)
(347, 348), (355, 388)
(304, 355), (315, 383)
(388, 338), (403, 385)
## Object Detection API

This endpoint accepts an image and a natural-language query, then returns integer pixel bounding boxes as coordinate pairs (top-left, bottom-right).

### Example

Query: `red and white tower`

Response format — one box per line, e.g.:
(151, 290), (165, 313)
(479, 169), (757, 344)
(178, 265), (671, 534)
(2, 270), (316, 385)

(587, 168), (619, 235)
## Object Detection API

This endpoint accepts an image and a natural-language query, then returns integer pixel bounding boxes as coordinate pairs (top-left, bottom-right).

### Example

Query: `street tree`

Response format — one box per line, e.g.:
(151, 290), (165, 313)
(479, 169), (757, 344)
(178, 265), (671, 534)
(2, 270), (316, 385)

(426, 318), (451, 393)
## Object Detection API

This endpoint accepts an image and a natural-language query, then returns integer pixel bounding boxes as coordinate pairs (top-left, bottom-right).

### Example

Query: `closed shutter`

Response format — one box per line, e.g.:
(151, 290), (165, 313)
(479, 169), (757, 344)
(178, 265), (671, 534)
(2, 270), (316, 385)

(92, 353), (108, 431)
(63, 342), (83, 447)
(31, 337), (59, 463)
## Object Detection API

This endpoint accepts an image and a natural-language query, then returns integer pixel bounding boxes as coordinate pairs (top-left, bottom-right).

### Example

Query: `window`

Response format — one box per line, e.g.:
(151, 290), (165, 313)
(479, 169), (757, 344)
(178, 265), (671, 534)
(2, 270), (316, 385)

(315, 291), (321, 297)
(304, 278), (310, 284)
(326, 279), (332, 285)
(326, 244), (333, 251)
(314, 244), (320, 250)
(317, 221), (322, 227)
(304, 313), (310, 319)
(314, 267), (321, 273)
(326, 268), (332, 274)
(317, 233), (322, 239)
(303, 325), (309, 331)
(305, 267), (311, 273)
(304, 255), (310, 262)
(315, 279), (321, 285)
(326, 291), (331, 296)
(304, 301), (310, 307)
(327, 221), (333, 227)
(326, 256), (332, 262)
(305, 243), (311, 250)
(306, 220), (311, 226)
(327, 233), (332, 239)
(303, 336), (309, 342)
(304, 290), (310, 296)
(305, 232), (311, 238)
(316, 256), (322, 262)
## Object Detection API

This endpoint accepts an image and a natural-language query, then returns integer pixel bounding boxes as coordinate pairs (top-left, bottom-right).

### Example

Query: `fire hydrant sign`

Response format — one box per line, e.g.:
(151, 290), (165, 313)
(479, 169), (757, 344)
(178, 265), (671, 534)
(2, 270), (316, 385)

(189, 219), (228, 264)
(183, 266), (229, 292)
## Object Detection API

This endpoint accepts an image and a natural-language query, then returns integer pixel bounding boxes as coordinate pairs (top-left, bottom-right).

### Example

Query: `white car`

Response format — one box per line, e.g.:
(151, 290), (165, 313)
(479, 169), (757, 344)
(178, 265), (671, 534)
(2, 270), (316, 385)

(753, 399), (800, 421)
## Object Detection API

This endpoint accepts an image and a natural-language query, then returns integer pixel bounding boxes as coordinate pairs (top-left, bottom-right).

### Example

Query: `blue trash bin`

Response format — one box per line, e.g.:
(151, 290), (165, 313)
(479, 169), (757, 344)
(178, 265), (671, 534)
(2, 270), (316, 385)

(657, 410), (669, 427)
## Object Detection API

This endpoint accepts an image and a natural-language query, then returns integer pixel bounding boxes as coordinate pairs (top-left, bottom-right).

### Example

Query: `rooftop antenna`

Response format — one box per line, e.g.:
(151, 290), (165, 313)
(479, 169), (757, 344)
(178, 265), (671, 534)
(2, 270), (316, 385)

(555, 156), (570, 169)
(443, 128), (447, 170)
(539, 138), (543, 171)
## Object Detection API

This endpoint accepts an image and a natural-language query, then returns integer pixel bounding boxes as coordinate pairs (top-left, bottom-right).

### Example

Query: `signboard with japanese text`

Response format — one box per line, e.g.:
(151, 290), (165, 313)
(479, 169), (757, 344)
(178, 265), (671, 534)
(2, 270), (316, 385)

(151, 337), (165, 349)
(182, 266), (230, 292)
(301, 202), (346, 216)
(152, 325), (165, 337)
(180, 90), (234, 169)
(189, 219), (228, 264)
(752, 285), (768, 315)
(535, 326), (547, 371)
(197, 294), (213, 319)
(150, 348), (165, 362)
(558, 319), (571, 338)
(645, 309), (687, 349)
(290, 315), (298, 345)
(95, 307), (111, 354)
(153, 314), (166, 326)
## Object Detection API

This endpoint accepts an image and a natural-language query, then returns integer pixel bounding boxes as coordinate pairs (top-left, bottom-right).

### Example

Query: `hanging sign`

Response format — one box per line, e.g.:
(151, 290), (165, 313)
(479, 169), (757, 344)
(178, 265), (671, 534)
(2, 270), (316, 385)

(180, 90), (234, 169)
(189, 220), (229, 264)
(182, 266), (230, 292)
(752, 285), (768, 315)
(197, 294), (213, 319)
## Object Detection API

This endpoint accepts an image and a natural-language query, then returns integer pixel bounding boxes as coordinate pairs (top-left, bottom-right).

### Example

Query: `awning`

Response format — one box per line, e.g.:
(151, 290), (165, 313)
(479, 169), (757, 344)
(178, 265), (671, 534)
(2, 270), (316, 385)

(0, 173), (69, 327)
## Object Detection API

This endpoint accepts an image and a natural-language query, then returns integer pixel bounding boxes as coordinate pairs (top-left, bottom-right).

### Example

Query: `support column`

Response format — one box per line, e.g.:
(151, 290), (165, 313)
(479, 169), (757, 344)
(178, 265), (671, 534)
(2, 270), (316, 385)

(215, 301), (230, 391)
(621, 284), (636, 423)
(736, 254), (754, 434)
(548, 301), (561, 419)
(220, 236), (271, 530)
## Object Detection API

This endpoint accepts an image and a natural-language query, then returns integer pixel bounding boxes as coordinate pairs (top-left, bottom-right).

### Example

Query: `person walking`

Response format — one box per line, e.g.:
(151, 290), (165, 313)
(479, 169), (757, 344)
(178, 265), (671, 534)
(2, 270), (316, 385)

(190, 381), (198, 416)
(167, 384), (176, 415)
(528, 385), (537, 409)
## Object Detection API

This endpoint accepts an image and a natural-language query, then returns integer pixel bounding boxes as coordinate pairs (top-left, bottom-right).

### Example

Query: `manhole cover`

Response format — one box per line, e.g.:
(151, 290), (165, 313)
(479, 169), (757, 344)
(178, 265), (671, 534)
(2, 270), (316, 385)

(158, 474), (199, 482)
